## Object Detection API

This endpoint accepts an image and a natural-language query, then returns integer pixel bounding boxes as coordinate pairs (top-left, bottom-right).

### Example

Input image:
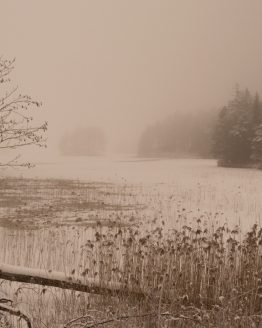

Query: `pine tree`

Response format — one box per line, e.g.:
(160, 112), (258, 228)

(251, 124), (262, 163)
(213, 87), (255, 166)
(251, 93), (262, 164)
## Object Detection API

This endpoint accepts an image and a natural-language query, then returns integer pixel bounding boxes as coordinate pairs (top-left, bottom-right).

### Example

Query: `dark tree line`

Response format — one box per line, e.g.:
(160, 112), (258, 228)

(138, 86), (262, 168)
(213, 87), (262, 167)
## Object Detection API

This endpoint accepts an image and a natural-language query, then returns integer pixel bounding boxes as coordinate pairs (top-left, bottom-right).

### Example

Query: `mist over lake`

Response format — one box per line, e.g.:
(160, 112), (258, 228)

(1, 1), (262, 326)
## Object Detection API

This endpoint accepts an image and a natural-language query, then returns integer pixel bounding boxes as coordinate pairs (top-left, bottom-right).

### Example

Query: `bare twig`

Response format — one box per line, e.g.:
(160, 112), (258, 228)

(65, 311), (206, 328)
(64, 314), (95, 328)
(0, 56), (47, 167)
(0, 304), (32, 328)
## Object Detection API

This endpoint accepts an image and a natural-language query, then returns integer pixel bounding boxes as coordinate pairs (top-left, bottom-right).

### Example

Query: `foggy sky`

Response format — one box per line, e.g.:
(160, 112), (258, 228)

(1, 0), (262, 155)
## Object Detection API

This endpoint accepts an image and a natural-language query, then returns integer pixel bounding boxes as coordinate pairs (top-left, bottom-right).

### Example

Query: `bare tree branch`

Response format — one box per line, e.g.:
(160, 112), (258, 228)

(65, 311), (206, 328)
(0, 57), (47, 167)
(0, 304), (32, 328)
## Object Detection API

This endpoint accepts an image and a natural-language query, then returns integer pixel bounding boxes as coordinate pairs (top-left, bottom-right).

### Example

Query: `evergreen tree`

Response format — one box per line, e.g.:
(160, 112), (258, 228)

(252, 93), (262, 125)
(213, 87), (262, 167)
(250, 94), (262, 163)
(251, 124), (262, 162)
(213, 87), (256, 166)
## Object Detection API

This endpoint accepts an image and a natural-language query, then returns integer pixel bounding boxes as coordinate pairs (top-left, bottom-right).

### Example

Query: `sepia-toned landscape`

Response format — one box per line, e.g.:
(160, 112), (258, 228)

(1, 1), (262, 327)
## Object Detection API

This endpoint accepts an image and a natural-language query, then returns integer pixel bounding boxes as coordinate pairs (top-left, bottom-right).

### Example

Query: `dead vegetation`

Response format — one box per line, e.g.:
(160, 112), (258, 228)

(0, 178), (144, 229)
(0, 177), (261, 327)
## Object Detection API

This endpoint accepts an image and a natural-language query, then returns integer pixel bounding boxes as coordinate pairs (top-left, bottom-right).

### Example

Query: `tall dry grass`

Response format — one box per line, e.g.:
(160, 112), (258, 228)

(0, 176), (261, 327)
(0, 219), (262, 327)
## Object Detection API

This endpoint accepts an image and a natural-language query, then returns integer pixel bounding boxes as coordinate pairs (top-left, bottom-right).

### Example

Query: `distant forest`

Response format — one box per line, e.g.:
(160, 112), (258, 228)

(213, 87), (262, 167)
(138, 87), (262, 168)
(137, 110), (216, 159)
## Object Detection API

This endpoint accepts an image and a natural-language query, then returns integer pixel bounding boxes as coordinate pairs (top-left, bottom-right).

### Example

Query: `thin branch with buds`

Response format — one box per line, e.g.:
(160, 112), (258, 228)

(0, 57), (47, 167)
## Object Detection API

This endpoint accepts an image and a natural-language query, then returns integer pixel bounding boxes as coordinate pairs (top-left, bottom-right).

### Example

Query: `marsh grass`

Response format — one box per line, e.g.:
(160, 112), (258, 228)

(1, 219), (262, 327)
(0, 177), (262, 327)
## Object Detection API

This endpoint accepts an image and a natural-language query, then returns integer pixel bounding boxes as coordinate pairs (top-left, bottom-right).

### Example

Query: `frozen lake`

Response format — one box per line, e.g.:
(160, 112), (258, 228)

(1, 155), (262, 230)
(1, 155), (218, 183)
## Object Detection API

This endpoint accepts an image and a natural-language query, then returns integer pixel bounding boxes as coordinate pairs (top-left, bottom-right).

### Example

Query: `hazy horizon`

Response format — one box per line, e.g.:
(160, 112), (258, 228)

(1, 0), (262, 156)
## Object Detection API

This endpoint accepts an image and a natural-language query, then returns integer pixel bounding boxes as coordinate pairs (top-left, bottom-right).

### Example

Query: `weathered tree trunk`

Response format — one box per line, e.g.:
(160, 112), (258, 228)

(0, 263), (143, 298)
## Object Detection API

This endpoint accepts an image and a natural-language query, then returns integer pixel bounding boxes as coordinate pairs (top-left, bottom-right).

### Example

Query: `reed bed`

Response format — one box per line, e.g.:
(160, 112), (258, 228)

(0, 176), (262, 327)
(1, 219), (262, 327)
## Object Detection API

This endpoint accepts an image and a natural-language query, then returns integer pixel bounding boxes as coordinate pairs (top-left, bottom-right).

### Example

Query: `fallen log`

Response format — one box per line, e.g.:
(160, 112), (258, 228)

(0, 263), (144, 298)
